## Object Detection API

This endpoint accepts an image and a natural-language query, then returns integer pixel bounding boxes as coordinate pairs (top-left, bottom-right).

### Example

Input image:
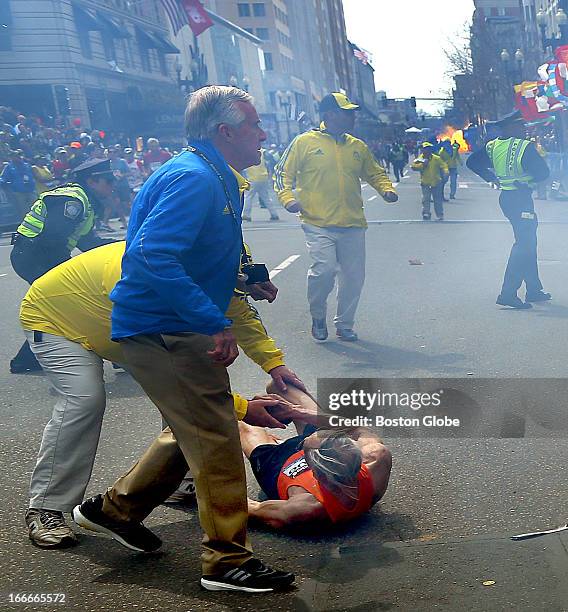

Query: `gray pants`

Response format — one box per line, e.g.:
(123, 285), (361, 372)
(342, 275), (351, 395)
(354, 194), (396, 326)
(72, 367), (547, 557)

(242, 180), (280, 220)
(421, 183), (444, 218)
(302, 223), (366, 330)
(25, 331), (106, 512)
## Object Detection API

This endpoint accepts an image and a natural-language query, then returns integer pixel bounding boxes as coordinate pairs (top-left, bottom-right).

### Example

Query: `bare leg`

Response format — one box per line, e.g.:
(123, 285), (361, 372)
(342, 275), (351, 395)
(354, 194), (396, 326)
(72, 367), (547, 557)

(238, 421), (280, 458)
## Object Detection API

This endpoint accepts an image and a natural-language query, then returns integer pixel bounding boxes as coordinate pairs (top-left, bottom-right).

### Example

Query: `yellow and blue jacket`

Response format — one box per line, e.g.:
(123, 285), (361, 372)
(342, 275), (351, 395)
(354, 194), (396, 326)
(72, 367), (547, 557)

(274, 123), (396, 228)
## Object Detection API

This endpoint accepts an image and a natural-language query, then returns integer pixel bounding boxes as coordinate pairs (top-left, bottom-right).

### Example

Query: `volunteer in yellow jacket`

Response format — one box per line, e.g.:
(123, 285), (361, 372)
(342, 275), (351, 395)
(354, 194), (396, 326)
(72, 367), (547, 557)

(411, 143), (449, 221)
(243, 149), (280, 221)
(274, 92), (398, 342)
(21, 241), (304, 549)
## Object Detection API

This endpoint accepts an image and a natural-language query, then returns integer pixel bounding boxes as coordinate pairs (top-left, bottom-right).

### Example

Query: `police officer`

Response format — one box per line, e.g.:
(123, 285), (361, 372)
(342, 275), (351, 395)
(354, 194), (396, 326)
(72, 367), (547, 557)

(466, 111), (550, 309)
(10, 158), (116, 373)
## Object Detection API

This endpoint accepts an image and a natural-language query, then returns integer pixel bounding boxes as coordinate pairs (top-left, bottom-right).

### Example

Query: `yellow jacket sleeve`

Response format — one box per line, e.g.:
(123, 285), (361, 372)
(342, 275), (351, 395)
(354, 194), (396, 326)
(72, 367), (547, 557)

(274, 137), (301, 208)
(439, 157), (449, 176)
(360, 145), (396, 197)
(232, 392), (248, 420)
(226, 295), (285, 373)
(411, 158), (425, 171)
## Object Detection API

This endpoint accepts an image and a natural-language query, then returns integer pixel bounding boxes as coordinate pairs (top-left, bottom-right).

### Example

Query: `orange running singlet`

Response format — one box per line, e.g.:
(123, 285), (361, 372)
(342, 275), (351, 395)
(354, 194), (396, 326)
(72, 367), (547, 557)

(276, 450), (374, 523)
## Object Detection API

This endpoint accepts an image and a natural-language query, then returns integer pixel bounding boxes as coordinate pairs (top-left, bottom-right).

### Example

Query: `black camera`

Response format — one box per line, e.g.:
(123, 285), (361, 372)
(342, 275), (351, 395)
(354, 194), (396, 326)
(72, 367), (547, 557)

(241, 263), (270, 285)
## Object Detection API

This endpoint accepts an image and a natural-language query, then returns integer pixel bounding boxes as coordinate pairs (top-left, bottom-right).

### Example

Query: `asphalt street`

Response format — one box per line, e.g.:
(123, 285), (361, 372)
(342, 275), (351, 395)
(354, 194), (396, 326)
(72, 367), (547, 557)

(1, 165), (567, 611)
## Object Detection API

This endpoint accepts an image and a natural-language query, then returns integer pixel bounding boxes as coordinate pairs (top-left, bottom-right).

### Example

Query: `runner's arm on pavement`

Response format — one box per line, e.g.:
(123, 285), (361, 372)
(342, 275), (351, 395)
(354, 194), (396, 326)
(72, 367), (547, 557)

(247, 494), (329, 529)
(465, 148), (498, 183)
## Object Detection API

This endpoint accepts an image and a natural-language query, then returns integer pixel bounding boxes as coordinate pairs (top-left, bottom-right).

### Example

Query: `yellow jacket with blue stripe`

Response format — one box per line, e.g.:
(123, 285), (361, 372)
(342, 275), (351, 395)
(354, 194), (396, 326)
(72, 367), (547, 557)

(274, 124), (396, 228)
(20, 241), (285, 421)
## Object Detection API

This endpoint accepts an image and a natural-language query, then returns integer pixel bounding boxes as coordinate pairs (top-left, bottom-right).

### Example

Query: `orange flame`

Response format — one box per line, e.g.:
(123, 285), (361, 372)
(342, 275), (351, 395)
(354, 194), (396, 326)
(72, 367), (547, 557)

(437, 125), (469, 153)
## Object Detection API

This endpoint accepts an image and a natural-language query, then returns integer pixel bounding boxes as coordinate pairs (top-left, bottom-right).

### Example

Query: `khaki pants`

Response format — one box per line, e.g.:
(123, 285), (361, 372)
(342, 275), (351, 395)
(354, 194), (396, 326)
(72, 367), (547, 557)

(104, 333), (252, 575)
(103, 427), (187, 523)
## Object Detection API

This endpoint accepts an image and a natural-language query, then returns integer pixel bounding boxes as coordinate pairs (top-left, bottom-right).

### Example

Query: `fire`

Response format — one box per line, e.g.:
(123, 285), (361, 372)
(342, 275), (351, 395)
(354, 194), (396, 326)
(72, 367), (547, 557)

(437, 125), (469, 153)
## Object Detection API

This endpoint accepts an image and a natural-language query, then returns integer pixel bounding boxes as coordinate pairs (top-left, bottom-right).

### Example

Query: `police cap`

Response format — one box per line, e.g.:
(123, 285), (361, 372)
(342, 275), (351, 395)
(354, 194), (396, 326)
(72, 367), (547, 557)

(487, 109), (524, 129)
(72, 158), (115, 182)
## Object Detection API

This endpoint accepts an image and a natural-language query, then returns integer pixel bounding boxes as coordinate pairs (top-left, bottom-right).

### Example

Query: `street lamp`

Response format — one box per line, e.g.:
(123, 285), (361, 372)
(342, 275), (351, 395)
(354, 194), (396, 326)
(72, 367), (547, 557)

(487, 67), (498, 119)
(276, 90), (293, 143)
(536, 7), (568, 51)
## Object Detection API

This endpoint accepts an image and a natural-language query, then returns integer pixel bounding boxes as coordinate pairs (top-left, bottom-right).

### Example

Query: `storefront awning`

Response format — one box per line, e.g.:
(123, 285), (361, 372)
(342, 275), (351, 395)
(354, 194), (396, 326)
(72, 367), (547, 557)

(73, 4), (103, 31)
(136, 27), (179, 54)
(97, 12), (131, 39)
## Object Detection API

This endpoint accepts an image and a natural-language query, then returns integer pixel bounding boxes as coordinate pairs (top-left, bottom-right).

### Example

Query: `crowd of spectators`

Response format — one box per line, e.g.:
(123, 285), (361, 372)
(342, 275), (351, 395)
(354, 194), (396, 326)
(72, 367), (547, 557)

(0, 106), (173, 229)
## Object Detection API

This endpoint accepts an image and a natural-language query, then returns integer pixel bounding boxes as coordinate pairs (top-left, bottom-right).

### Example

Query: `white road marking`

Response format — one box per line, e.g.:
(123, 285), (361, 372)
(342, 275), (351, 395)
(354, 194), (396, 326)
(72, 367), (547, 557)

(0, 273), (6, 278)
(459, 183), (469, 188)
(368, 195), (378, 201)
(269, 254), (301, 279)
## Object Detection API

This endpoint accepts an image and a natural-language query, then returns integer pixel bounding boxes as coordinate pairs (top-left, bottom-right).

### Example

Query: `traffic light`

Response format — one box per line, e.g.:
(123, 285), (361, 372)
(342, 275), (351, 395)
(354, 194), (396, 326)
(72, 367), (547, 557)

(410, 96), (417, 108)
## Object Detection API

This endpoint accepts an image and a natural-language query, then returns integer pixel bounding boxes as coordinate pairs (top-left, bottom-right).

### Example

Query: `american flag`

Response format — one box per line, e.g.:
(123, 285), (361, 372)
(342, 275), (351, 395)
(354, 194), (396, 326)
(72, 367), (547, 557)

(161, 0), (188, 35)
(353, 48), (370, 65)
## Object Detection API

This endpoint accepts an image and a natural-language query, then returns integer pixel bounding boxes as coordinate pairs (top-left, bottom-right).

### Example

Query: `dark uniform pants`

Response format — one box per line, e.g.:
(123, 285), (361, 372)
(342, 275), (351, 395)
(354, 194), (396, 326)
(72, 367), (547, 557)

(10, 237), (70, 369)
(499, 189), (543, 296)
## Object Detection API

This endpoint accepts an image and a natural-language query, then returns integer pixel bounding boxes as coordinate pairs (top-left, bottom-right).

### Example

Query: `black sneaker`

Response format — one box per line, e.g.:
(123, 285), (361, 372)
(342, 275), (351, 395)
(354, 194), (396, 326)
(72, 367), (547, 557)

(72, 494), (161, 552)
(525, 291), (552, 302)
(496, 294), (532, 309)
(422, 212), (431, 221)
(311, 318), (328, 342)
(201, 558), (295, 593)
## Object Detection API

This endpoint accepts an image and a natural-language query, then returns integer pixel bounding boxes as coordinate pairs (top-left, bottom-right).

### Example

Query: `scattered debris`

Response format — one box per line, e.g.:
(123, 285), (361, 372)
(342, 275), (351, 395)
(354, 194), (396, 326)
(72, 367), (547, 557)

(467, 372), (474, 376)
(511, 524), (568, 541)
(408, 258), (423, 265)
(482, 580), (496, 587)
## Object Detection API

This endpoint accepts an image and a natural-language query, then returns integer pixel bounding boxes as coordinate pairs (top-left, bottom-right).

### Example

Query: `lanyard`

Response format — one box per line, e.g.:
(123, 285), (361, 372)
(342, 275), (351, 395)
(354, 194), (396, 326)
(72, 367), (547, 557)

(185, 146), (247, 270)
(186, 146), (240, 224)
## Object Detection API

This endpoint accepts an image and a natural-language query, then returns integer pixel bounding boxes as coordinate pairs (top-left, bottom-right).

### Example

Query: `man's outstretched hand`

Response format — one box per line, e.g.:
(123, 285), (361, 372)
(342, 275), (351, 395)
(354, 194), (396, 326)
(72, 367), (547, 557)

(208, 329), (239, 366)
(269, 365), (306, 392)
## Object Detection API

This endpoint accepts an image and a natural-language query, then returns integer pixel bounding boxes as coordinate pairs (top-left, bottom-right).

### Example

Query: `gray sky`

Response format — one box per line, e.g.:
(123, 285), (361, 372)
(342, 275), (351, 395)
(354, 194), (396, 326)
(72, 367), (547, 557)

(342, 0), (475, 113)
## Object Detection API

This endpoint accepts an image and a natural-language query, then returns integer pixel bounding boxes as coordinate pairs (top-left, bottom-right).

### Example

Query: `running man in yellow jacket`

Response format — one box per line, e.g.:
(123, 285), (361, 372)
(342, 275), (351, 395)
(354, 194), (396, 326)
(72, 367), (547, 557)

(21, 240), (304, 549)
(411, 143), (449, 221)
(274, 92), (398, 342)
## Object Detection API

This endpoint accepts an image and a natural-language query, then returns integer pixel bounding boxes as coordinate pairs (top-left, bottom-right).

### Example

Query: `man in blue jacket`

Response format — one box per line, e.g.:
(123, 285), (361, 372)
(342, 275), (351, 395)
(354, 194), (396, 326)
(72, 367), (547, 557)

(72, 86), (294, 593)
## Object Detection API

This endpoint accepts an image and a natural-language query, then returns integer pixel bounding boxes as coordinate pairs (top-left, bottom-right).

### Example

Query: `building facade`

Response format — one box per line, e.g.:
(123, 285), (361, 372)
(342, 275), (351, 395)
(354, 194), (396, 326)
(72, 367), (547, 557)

(210, 0), (366, 143)
(0, 0), (187, 140)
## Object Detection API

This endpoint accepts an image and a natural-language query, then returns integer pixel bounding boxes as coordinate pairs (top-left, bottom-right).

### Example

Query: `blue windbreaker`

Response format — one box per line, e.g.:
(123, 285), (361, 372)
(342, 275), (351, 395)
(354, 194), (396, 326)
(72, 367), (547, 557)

(110, 140), (243, 339)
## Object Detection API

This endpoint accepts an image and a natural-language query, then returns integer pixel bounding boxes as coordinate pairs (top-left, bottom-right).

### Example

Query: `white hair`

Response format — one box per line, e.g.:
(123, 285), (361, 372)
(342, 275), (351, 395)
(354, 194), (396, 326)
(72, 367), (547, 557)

(185, 85), (253, 141)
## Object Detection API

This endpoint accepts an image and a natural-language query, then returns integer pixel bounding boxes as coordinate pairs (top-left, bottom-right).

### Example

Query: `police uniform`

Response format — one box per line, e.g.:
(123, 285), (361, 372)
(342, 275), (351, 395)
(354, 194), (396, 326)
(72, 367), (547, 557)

(10, 159), (115, 373)
(466, 111), (550, 309)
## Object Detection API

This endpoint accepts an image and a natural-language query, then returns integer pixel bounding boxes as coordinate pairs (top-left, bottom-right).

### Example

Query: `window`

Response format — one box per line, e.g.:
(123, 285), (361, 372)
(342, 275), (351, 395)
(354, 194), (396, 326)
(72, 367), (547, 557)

(252, 3), (266, 17)
(244, 27), (254, 34)
(256, 27), (269, 40)
(263, 51), (273, 70)
(0, 1), (13, 51)
(238, 3), (250, 17)
(102, 30), (117, 61)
